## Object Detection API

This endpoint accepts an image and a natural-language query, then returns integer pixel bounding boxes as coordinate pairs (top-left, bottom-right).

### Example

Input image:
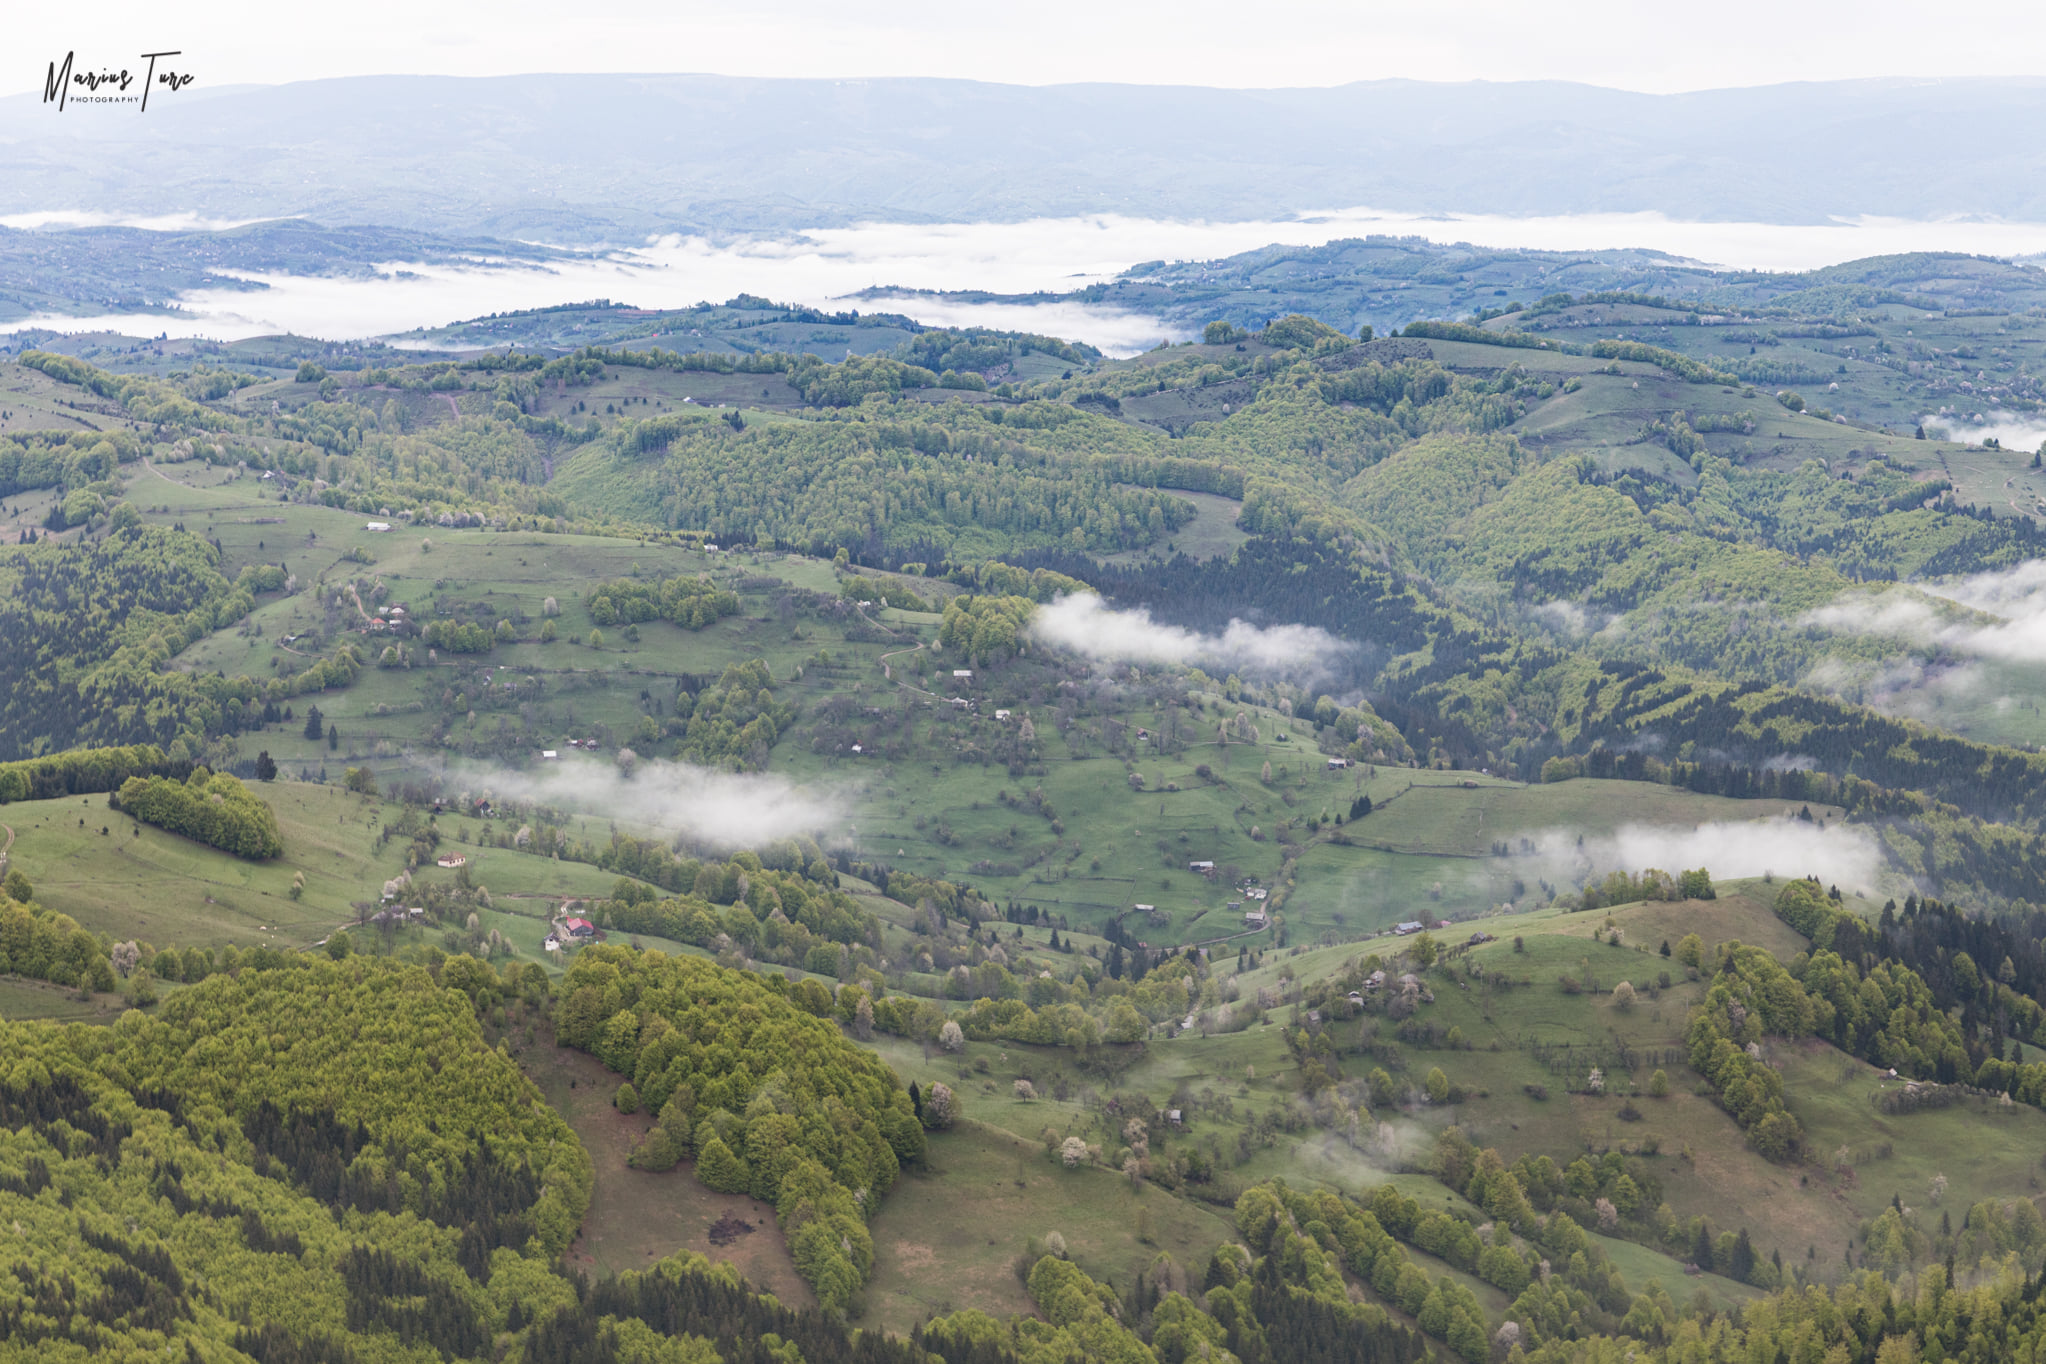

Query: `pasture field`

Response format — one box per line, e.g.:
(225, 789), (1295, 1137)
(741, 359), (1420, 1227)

(1, 779), (628, 952)
(862, 1118), (1235, 1334)
(1097, 489), (1250, 566)
(518, 1030), (817, 1304)
(4, 781), (406, 949)
(0, 977), (120, 1023)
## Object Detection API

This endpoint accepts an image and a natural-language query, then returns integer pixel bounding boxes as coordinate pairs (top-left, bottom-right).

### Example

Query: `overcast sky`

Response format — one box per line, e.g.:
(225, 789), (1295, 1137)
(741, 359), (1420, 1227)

(8, 0), (2046, 99)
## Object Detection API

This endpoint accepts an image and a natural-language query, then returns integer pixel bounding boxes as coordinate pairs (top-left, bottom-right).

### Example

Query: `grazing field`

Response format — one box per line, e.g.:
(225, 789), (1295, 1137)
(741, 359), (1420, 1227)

(4, 781), (406, 948)
(1098, 489), (1250, 566)
(2, 779), (626, 952)
(0, 976), (120, 1023)
(863, 1118), (1236, 1335)
(520, 1031), (818, 1304)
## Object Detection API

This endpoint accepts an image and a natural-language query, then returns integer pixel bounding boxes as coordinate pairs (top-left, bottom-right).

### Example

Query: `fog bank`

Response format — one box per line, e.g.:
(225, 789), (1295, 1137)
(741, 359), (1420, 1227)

(1031, 592), (1353, 682)
(449, 755), (844, 849)
(1511, 817), (1885, 897)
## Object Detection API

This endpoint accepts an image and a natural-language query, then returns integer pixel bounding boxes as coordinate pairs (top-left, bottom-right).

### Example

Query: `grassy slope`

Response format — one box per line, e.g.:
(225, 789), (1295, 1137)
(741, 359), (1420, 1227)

(4, 779), (623, 952)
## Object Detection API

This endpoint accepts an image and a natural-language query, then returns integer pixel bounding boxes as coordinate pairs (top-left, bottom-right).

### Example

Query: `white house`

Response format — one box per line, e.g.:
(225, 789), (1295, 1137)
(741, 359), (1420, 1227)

(364, 521), (391, 532)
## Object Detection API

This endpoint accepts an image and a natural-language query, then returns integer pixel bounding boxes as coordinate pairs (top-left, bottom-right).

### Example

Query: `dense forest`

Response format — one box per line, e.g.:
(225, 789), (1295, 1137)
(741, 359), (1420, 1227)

(111, 768), (285, 859)
(0, 959), (590, 1360)
(553, 946), (923, 1311)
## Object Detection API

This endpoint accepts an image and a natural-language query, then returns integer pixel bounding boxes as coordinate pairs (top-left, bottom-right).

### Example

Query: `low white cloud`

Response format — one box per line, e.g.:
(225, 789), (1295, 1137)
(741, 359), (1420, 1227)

(1511, 816), (1885, 896)
(1919, 412), (2046, 456)
(449, 755), (844, 849)
(1806, 562), (2046, 665)
(0, 210), (274, 232)
(18, 208), (2046, 352)
(1030, 592), (1353, 681)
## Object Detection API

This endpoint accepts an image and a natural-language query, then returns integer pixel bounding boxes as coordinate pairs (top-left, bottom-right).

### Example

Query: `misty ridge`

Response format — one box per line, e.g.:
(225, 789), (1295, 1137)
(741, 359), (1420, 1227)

(7, 74), (2046, 239)
(1030, 592), (1354, 684)
(446, 753), (846, 850)
(1807, 560), (2046, 665)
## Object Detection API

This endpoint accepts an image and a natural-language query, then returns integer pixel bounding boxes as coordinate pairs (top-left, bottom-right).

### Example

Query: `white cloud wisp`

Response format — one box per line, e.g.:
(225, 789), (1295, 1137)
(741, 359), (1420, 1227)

(450, 754), (844, 849)
(1029, 592), (1354, 682)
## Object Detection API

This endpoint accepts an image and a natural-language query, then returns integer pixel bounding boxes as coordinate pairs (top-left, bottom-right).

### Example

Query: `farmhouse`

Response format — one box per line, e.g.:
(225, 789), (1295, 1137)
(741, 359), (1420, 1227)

(436, 853), (467, 869)
(1189, 860), (1215, 872)
(1393, 920), (1426, 936)
(953, 669), (973, 679)
(364, 521), (392, 532)
(540, 749), (559, 760)
(1244, 907), (1268, 927)
(564, 917), (596, 939)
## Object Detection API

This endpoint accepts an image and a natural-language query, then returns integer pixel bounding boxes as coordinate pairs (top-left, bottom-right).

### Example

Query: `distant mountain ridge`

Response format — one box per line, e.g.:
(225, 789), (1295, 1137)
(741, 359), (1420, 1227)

(3, 73), (2045, 240)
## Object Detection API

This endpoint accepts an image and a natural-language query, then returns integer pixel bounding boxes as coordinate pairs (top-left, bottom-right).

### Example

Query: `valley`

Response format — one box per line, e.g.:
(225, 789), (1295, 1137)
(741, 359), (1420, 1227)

(6, 250), (2046, 1364)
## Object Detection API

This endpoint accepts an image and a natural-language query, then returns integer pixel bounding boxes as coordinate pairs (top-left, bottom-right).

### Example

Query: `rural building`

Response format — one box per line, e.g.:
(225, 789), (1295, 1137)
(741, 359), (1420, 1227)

(1188, 860), (1215, 872)
(1393, 920), (1425, 936)
(1327, 758), (1349, 769)
(364, 521), (391, 532)
(953, 669), (973, 679)
(564, 917), (596, 939)
(540, 749), (559, 760)
(994, 709), (1011, 720)
(1244, 907), (1268, 927)
(1363, 970), (1387, 992)
(436, 853), (467, 869)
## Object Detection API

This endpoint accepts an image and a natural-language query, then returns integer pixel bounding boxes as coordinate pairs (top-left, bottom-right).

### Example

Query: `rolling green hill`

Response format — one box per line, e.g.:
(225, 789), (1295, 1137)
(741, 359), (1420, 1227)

(10, 283), (2046, 1364)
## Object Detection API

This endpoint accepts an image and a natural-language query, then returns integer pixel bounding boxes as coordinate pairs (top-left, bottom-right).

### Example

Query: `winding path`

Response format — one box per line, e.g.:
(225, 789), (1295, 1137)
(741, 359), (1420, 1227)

(879, 642), (933, 696)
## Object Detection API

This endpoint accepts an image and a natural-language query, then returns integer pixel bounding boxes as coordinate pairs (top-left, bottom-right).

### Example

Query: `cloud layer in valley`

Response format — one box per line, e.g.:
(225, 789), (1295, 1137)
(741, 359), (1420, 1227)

(1509, 817), (1885, 897)
(1806, 561), (2046, 664)
(450, 755), (844, 849)
(1030, 593), (1353, 682)
(14, 209), (2046, 352)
